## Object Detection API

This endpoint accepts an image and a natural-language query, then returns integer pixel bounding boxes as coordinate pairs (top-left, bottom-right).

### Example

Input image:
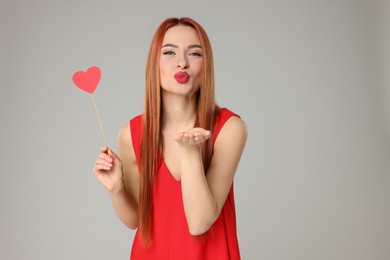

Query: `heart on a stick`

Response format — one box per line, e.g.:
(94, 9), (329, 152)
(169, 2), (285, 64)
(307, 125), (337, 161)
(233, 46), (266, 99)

(72, 66), (101, 94)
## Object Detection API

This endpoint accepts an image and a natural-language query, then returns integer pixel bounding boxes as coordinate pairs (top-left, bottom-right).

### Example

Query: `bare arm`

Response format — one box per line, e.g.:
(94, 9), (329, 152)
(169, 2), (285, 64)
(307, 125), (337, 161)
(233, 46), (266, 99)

(176, 116), (248, 235)
(93, 124), (140, 229)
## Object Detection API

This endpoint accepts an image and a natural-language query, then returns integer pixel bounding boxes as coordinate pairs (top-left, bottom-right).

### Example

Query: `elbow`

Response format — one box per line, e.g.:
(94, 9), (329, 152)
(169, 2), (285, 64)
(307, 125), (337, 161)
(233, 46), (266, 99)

(189, 224), (211, 236)
(126, 222), (138, 230)
(123, 216), (138, 230)
(187, 204), (219, 236)
(188, 216), (217, 236)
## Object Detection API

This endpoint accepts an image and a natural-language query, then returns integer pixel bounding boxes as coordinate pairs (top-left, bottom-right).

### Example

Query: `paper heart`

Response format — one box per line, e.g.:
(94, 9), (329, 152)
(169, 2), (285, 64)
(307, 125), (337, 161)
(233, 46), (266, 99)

(72, 66), (101, 94)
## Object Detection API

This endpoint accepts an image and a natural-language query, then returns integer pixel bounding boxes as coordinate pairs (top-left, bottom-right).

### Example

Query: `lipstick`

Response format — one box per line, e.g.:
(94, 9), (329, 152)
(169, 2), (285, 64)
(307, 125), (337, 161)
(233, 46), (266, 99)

(174, 72), (190, 84)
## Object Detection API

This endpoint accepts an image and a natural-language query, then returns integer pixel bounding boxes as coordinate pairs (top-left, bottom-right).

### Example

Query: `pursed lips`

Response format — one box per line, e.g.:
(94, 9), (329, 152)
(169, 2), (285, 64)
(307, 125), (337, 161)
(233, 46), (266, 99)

(174, 72), (190, 84)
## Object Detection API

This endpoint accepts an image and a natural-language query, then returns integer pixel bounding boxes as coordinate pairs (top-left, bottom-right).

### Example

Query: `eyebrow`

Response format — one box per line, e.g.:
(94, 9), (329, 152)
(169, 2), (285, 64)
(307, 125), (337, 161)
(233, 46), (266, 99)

(161, 44), (202, 49)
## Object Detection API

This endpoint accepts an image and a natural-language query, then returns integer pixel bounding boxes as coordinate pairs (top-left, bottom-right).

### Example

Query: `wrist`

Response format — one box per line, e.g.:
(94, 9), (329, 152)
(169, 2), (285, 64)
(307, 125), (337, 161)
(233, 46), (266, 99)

(179, 143), (201, 152)
(179, 144), (202, 162)
(108, 180), (126, 197)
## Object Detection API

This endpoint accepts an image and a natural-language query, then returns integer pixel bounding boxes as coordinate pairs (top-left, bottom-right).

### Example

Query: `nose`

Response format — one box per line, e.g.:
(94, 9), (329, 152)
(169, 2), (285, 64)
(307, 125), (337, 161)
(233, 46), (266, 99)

(176, 54), (189, 69)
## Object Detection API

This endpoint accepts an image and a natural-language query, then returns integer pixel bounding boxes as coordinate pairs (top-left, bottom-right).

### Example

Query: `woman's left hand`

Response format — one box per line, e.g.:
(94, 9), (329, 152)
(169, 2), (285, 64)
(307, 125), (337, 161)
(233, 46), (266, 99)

(175, 127), (211, 146)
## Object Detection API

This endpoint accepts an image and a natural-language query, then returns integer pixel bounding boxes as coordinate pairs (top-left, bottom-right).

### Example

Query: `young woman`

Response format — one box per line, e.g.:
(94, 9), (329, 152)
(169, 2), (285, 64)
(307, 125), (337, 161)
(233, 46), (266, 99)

(93, 17), (247, 259)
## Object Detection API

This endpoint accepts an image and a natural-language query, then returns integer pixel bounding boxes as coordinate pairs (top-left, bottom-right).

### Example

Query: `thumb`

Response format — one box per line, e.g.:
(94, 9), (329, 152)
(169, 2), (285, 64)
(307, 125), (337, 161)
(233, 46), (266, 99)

(202, 129), (211, 137)
(108, 148), (121, 164)
(193, 128), (211, 135)
(107, 148), (116, 159)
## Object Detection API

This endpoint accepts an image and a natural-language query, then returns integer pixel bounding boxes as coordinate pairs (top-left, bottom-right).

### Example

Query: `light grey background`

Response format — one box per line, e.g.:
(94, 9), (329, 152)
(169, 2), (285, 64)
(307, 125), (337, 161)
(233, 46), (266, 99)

(1, 0), (389, 259)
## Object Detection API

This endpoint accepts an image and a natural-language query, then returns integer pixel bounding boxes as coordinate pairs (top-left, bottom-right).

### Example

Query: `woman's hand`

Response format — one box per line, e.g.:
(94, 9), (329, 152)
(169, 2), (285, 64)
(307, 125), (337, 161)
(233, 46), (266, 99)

(92, 146), (124, 193)
(175, 127), (211, 146)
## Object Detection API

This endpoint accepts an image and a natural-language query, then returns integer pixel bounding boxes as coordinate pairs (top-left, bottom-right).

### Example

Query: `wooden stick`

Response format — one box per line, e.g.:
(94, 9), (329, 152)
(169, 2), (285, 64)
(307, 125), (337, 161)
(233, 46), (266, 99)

(91, 94), (107, 146)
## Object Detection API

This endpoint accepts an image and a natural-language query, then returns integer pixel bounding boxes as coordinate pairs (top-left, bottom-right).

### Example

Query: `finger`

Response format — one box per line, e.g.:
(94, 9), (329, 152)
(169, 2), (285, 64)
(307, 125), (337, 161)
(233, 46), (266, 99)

(100, 146), (108, 153)
(99, 152), (113, 163)
(187, 133), (198, 144)
(96, 158), (112, 167)
(108, 148), (119, 160)
(175, 132), (184, 142)
(94, 164), (112, 173)
(192, 131), (204, 140)
(108, 149), (123, 167)
(196, 130), (210, 138)
(190, 131), (208, 142)
(194, 135), (204, 142)
(202, 133), (211, 141)
(94, 165), (111, 173)
(192, 128), (211, 135)
(183, 133), (191, 143)
(93, 163), (110, 174)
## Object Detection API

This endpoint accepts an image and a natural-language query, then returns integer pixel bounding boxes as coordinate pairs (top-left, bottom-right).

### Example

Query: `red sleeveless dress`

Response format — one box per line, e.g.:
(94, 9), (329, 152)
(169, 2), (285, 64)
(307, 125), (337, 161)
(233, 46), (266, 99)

(129, 108), (241, 260)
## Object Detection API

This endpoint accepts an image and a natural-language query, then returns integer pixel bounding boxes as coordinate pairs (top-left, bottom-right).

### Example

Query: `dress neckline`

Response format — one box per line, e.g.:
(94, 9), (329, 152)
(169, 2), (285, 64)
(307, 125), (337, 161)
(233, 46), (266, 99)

(160, 155), (182, 183)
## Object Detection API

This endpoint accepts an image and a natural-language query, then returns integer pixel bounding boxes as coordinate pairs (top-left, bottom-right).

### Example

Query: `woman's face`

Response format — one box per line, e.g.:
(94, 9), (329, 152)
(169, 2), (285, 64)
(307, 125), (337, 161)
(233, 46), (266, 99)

(159, 25), (203, 96)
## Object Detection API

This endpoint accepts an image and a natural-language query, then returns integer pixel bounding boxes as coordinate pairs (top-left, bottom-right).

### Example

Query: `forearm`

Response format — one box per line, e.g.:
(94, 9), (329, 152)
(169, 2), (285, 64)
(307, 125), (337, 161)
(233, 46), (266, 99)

(180, 145), (218, 235)
(109, 184), (138, 230)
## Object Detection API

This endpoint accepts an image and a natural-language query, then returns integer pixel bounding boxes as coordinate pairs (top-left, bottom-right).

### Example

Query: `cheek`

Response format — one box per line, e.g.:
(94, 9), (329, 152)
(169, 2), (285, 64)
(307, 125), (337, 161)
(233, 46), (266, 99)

(159, 60), (166, 74)
(159, 61), (169, 83)
(192, 61), (203, 83)
(193, 60), (203, 75)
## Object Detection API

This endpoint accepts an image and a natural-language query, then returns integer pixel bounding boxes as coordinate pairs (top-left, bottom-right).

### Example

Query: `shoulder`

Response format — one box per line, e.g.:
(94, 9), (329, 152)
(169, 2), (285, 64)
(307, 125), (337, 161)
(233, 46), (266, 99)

(214, 108), (248, 144)
(213, 109), (247, 160)
(117, 123), (135, 165)
(216, 115), (248, 147)
(118, 114), (142, 158)
(118, 123), (132, 146)
(223, 115), (247, 135)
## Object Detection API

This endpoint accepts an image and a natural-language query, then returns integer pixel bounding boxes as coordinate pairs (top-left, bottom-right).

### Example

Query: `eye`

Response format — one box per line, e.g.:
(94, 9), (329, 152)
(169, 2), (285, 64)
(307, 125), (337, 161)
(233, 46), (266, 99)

(163, 50), (175, 55)
(189, 52), (202, 57)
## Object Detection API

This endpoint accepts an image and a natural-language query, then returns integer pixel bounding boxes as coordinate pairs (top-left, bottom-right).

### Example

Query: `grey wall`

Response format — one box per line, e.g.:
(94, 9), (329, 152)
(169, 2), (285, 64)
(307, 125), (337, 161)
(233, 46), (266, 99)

(380, 0), (390, 137)
(1, 0), (389, 259)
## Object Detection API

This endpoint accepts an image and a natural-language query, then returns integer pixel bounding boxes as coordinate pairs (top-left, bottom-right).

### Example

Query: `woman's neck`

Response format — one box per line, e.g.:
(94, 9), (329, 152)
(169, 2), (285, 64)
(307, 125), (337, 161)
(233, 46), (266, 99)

(161, 91), (197, 132)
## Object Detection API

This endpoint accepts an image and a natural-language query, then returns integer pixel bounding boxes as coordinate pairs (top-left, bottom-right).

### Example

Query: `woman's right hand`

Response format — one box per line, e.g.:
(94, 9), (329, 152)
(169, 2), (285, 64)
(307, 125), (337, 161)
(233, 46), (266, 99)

(93, 146), (124, 193)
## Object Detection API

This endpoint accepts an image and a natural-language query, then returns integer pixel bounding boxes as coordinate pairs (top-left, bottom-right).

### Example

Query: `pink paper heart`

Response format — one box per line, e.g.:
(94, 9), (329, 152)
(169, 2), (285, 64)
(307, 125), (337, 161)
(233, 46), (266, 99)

(72, 66), (101, 94)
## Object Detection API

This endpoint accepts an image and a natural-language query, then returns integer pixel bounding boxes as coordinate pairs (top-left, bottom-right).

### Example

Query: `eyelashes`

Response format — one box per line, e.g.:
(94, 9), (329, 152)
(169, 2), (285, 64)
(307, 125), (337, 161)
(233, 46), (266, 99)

(189, 52), (202, 57)
(162, 50), (202, 57)
(163, 50), (175, 55)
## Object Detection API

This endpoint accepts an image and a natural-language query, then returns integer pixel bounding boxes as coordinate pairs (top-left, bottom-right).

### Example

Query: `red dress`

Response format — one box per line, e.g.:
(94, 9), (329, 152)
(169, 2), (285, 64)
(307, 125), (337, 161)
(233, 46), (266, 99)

(129, 108), (241, 260)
